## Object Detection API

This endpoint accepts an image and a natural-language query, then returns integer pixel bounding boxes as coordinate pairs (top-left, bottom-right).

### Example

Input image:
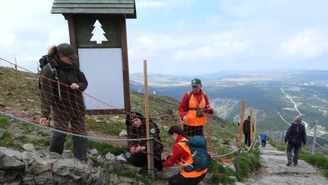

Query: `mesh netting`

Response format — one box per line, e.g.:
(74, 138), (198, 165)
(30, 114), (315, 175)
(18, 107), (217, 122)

(0, 57), (221, 161)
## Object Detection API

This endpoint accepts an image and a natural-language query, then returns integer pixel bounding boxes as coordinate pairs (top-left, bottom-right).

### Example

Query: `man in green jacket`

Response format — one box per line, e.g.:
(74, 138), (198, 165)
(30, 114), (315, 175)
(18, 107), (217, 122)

(39, 43), (88, 163)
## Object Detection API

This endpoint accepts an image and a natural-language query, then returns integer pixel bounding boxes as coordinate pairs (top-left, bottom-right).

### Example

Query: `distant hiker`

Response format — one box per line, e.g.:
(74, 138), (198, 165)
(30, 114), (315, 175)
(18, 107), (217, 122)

(243, 116), (251, 147)
(261, 132), (267, 147)
(163, 125), (207, 185)
(39, 43), (88, 163)
(178, 78), (213, 137)
(125, 112), (164, 171)
(284, 116), (306, 166)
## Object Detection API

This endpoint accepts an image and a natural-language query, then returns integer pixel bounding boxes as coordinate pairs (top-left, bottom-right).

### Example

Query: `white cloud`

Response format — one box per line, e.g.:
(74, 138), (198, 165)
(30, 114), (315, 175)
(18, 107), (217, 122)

(0, 32), (15, 46)
(46, 29), (69, 47)
(280, 30), (328, 58)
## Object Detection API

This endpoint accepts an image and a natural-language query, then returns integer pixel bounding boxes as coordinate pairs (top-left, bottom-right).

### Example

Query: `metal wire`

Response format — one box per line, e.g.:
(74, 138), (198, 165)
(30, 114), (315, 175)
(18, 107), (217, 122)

(314, 140), (328, 151)
(0, 111), (150, 142)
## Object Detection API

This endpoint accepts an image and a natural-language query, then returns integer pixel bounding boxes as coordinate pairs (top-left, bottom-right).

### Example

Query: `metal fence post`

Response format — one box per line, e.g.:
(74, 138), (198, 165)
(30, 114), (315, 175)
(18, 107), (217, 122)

(237, 148), (241, 175)
(311, 121), (318, 156)
(150, 128), (155, 180)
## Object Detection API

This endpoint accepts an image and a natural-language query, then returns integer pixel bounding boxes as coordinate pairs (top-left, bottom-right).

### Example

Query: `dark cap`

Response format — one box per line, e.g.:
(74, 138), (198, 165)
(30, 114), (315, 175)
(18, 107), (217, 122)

(129, 112), (144, 121)
(57, 43), (78, 60)
(191, 78), (201, 86)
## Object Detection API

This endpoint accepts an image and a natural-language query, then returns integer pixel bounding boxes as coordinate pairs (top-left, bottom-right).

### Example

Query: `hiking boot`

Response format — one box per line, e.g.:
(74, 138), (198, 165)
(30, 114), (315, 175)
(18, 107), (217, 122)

(286, 161), (292, 166)
(294, 163), (298, 166)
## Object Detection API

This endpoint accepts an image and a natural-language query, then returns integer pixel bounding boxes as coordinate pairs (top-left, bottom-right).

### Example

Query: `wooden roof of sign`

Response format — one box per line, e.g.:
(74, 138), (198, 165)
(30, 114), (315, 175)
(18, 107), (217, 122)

(51, 0), (136, 18)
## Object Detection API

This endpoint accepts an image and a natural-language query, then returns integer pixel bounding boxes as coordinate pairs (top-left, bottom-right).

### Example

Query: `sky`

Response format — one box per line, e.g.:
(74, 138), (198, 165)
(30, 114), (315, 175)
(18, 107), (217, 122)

(1, 0), (328, 75)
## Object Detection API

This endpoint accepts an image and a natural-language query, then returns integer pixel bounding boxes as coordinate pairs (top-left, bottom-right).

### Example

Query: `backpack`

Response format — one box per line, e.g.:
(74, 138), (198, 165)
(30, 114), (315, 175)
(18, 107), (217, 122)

(38, 55), (48, 74)
(289, 125), (303, 145)
(182, 135), (212, 172)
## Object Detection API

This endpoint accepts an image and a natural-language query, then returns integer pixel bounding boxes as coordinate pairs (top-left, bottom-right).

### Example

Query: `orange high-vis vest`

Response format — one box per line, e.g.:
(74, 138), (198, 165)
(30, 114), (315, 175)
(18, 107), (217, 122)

(182, 92), (207, 126)
(177, 137), (208, 178)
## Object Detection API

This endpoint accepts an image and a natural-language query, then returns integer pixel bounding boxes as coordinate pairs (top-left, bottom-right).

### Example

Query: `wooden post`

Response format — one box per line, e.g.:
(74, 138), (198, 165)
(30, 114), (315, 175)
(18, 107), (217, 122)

(238, 100), (246, 147)
(249, 109), (253, 145)
(143, 60), (151, 174)
(253, 114), (257, 141)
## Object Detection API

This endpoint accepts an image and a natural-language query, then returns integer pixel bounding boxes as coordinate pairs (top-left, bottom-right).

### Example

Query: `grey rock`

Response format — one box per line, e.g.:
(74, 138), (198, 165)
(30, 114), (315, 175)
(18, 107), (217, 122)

(22, 144), (35, 152)
(35, 171), (55, 185)
(124, 152), (131, 160)
(109, 174), (119, 184)
(156, 165), (180, 180)
(0, 170), (21, 183)
(119, 129), (127, 137)
(0, 156), (25, 170)
(105, 152), (116, 161)
(89, 149), (99, 156)
(223, 162), (236, 172)
(0, 128), (6, 138)
(4, 179), (22, 185)
(52, 158), (92, 183)
(107, 160), (123, 171)
(229, 176), (238, 182)
(96, 155), (105, 163)
(62, 150), (74, 159)
(22, 174), (35, 184)
(28, 159), (53, 175)
(0, 147), (22, 160)
(116, 154), (127, 163)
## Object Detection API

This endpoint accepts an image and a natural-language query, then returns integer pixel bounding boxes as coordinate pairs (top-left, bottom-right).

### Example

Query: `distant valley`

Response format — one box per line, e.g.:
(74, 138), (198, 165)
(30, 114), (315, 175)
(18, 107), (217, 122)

(130, 70), (328, 143)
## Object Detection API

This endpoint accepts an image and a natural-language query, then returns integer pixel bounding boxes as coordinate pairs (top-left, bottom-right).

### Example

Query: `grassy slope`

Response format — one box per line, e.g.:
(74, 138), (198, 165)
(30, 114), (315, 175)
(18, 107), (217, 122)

(0, 66), (258, 184)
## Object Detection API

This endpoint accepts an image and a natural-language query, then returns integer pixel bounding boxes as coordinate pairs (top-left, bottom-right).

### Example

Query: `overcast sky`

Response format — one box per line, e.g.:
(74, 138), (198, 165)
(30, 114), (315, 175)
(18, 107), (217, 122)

(1, 0), (328, 75)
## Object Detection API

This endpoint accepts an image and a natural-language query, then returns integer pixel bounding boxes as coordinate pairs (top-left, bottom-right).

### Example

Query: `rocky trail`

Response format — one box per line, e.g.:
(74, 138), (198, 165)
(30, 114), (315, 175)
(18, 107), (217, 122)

(245, 142), (328, 185)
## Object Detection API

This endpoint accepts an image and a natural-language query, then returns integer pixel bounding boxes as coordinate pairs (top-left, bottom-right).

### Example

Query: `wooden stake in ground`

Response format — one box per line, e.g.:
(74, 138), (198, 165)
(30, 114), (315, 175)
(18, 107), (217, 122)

(143, 60), (151, 174)
(253, 114), (257, 141)
(238, 100), (246, 147)
(250, 109), (253, 144)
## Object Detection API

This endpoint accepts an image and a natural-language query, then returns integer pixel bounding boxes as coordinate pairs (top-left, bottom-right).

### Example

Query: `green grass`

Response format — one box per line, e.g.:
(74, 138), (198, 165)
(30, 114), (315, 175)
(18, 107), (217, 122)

(29, 137), (51, 150)
(0, 116), (9, 129)
(300, 152), (328, 177)
(87, 140), (128, 155)
(110, 168), (151, 185)
(207, 146), (261, 184)
(86, 117), (125, 135)
(208, 161), (235, 184)
(0, 132), (22, 150)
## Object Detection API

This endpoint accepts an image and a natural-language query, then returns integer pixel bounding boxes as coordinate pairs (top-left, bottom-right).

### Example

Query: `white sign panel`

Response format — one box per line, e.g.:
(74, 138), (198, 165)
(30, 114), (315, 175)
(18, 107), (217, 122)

(78, 48), (125, 110)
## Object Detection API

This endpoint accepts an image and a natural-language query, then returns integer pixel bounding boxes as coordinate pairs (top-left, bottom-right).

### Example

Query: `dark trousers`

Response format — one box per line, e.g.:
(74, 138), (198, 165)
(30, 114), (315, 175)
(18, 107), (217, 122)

(261, 140), (266, 147)
(287, 142), (302, 164)
(169, 172), (206, 185)
(49, 116), (87, 161)
(129, 152), (163, 171)
(244, 132), (251, 146)
(183, 125), (204, 137)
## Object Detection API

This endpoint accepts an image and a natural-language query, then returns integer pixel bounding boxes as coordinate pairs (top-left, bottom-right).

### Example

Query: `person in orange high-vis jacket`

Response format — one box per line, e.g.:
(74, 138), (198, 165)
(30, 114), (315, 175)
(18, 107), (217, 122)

(178, 78), (213, 137)
(163, 125), (207, 185)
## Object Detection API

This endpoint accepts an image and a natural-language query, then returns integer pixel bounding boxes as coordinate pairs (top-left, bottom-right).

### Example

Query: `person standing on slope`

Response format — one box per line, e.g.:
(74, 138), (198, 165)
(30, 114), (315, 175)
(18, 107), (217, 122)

(178, 78), (213, 137)
(243, 116), (251, 147)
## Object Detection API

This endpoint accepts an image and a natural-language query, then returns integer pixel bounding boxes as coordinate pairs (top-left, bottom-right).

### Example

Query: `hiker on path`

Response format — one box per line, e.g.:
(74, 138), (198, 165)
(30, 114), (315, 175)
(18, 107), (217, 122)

(261, 132), (267, 147)
(178, 78), (213, 137)
(162, 125), (207, 185)
(39, 43), (88, 163)
(284, 116), (306, 166)
(243, 116), (251, 147)
(125, 112), (164, 171)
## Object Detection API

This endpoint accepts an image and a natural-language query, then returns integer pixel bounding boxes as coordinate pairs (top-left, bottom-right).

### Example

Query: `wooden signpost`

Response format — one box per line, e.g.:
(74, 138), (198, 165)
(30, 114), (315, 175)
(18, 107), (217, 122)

(51, 0), (137, 114)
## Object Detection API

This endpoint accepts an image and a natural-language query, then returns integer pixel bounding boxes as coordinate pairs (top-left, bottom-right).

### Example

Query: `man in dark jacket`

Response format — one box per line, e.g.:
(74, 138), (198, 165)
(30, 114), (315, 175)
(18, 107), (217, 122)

(39, 43), (88, 163)
(243, 116), (251, 147)
(284, 116), (306, 166)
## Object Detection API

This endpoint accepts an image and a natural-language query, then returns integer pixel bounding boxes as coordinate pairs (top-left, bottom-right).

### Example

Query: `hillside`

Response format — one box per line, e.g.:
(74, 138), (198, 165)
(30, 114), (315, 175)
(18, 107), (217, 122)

(130, 70), (328, 148)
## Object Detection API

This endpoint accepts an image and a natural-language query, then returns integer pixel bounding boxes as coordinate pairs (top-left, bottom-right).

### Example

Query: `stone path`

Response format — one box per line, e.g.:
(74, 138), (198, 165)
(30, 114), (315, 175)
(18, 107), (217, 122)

(245, 143), (328, 185)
